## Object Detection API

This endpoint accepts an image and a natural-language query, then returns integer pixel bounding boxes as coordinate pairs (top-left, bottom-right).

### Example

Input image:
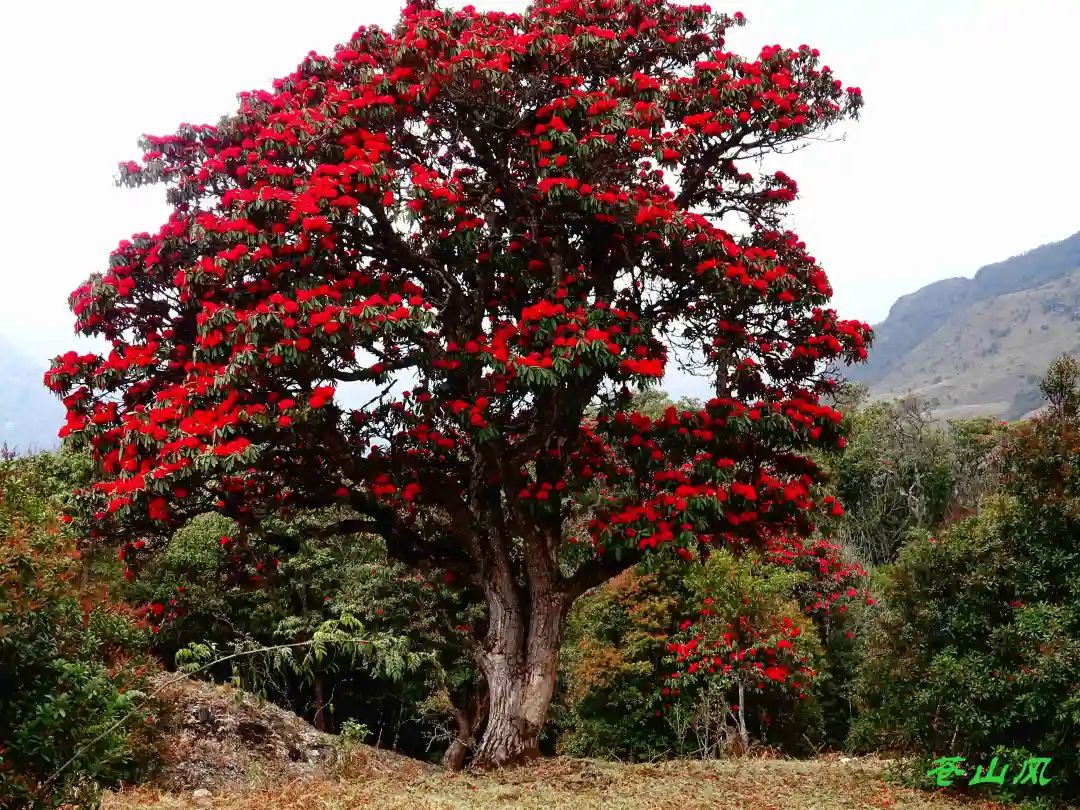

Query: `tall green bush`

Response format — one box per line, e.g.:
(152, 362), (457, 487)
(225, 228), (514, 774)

(828, 396), (1001, 564)
(126, 506), (480, 763)
(0, 450), (154, 810)
(850, 358), (1080, 802)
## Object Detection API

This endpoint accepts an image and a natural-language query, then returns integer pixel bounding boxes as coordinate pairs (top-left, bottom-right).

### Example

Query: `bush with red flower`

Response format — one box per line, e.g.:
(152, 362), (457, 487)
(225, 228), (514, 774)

(559, 529), (868, 759)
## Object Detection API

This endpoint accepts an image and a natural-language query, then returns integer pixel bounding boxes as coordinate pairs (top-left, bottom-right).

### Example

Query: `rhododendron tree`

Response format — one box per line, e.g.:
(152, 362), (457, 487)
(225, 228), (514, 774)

(662, 537), (867, 751)
(48, 0), (868, 766)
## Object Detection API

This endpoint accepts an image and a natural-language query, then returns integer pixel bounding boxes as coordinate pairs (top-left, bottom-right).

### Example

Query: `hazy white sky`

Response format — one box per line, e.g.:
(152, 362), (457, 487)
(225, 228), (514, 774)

(2, 0), (1077, 366)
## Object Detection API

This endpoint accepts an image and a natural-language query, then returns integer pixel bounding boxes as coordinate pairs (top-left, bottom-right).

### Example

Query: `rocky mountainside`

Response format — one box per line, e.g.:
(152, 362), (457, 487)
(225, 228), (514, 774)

(0, 338), (63, 452)
(848, 230), (1080, 420)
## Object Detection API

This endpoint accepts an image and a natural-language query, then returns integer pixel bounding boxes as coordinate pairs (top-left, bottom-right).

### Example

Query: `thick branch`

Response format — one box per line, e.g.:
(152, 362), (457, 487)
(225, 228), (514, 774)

(564, 553), (638, 599)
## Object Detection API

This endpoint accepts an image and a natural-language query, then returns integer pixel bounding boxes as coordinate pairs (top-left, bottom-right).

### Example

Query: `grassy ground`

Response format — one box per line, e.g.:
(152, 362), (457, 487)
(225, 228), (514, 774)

(105, 755), (1016, 810)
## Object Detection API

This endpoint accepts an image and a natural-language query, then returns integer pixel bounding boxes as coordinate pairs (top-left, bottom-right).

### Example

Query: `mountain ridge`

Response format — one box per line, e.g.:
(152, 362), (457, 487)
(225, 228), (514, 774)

(849, 230), (1080, 419)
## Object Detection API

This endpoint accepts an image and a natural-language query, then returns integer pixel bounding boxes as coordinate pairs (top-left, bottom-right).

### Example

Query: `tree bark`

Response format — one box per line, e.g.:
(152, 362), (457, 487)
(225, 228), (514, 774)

(442, 694), (488, 771)
(470, 576), (567, 768)
(442, 731), (471, 771)
(442, 710), (473, 771)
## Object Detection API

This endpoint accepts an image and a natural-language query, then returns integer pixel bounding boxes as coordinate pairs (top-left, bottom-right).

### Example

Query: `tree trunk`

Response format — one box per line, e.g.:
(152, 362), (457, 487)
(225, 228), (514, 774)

(442, 695), (487, 771)
(472, 654), (540, 766)
(735, 679), (749, 755)
(313, 675), (326, 732)
(442, 718), (472, 771)
(470, 577), (567, 768)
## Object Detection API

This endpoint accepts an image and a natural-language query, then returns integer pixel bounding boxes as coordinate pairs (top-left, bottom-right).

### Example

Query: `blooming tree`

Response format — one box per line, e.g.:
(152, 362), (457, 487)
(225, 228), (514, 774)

(47, 0), (869, 766)
(663, 535), (868, 752)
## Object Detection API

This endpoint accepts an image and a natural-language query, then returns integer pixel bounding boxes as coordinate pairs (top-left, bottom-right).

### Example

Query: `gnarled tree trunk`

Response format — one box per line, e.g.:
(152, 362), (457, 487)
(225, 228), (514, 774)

(470, 570), (568, 768)
(456, 443), (614, 768)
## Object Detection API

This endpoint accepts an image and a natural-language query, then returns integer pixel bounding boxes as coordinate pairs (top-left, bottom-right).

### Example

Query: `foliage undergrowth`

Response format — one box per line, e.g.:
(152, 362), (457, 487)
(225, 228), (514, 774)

(0, 450), (157, 810)
(850, 358), (1080, 804)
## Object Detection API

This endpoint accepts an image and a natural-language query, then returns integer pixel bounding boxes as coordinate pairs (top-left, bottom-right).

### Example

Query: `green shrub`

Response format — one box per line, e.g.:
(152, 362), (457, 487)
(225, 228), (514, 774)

(558, 567), (681, 760)
(126, 507), (479, 762)
(0, 451), (154, 810)
(827, 397), (1002, 564)
(850, 358), (1080, 802)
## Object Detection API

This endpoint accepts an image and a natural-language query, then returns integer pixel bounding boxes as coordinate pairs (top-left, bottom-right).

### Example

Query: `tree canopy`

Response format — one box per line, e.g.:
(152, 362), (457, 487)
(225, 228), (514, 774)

(46, 0), (868, 765)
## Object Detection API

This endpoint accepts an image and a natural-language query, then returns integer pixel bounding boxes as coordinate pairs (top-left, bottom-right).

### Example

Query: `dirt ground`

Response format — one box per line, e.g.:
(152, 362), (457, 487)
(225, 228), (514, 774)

(105, 755), (1018, 810)
(104, 677), (1018, 810)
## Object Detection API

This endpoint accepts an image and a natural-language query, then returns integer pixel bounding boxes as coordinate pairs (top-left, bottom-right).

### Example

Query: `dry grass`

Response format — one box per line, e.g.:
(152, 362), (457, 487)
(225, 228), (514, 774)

(106, 678), (1018, 808)
(105, 754), (1017, 810)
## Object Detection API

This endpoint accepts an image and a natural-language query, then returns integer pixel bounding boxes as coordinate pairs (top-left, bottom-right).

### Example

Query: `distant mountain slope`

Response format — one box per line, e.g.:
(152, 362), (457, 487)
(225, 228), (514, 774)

(849, 231), (1080, 420)
(0, 339), (63, 452)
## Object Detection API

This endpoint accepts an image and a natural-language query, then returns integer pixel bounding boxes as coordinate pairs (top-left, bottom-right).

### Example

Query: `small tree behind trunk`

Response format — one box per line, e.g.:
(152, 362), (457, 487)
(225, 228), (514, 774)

(441, 695), (487, 770)
(313, 675), (327, 732)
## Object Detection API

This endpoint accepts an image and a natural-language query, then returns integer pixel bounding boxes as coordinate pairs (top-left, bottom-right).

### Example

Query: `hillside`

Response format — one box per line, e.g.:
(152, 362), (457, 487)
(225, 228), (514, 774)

(849, 231), (1080, 419)
(0, 338), (62, 452)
